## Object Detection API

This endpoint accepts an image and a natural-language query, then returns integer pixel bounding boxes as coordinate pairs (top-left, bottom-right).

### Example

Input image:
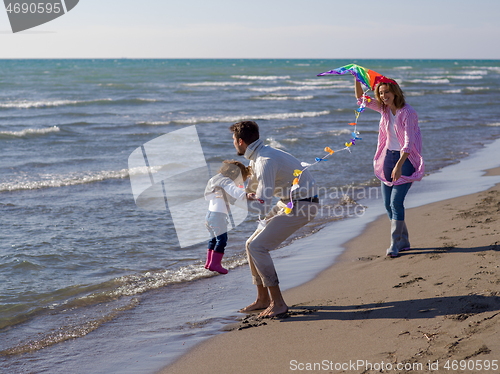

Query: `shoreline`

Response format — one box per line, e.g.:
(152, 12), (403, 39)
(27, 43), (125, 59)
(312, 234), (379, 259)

(161, 169), (500, 373)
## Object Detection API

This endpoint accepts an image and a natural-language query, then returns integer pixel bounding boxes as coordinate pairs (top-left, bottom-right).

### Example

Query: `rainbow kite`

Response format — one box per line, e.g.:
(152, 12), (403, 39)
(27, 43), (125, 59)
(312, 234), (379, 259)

(317, 63), (395, 91)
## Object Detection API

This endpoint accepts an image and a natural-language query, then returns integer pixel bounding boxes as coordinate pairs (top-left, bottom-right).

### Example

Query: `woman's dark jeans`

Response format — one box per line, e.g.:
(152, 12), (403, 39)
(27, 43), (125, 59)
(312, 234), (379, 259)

(381, 150), (415, 221)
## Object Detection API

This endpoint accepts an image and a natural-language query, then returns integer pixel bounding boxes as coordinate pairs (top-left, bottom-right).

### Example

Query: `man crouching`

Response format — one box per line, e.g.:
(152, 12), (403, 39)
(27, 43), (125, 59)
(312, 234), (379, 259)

(230, 121), (319, 318)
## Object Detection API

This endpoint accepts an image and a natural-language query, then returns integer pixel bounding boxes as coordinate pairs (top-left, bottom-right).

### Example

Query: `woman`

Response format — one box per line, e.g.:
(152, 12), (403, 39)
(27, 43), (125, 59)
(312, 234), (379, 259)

(355, 78), (424, 257)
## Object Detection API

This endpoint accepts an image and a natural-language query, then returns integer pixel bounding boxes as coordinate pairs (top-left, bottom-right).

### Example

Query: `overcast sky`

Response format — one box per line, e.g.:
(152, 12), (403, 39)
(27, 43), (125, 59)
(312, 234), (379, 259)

(1, 0), (499, 59)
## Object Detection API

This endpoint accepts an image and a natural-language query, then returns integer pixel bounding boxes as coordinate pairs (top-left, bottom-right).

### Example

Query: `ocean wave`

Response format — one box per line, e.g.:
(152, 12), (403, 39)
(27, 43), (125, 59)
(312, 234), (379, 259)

(91, 255), (248, 301)
(275, 123), (306, 130)
(182, 81), (252, 87)
(465, 86), (490, 92)
(0, 254), (249, 355)
(0, 99), (112, 109)
(266, 137), (286, 149)
(334, 107), (358, 113)
(0, 169), (130, 192)
(0, 126), (60, 137)
(405, 79), (450, 84)
(327, 129), (352, 136)
(408, 88), (465, 96)
(253, 94), (314, 101)
(447, 75), (483, 80)
(458, 70), (488, 76)
(125, 98), (159, 103)
(138, 110), (330, 126)
(137, 120), (172, 126)
(486, 122), (500, 127)
(407, 86), (489, 96)
(97, 83), (136, 88)
(465, 66), (500, 73)
(231, 75), (290, 80)
(249, 85), (335, 93)
(287, 79), (343, 86)
(405, 91), (425, 96)
(281, 138), (299, 143)
(486, 67), (500, 73)
(394, 66), (413, 70)
(0, 298), (140, 356)
(0, 98), (158, 109)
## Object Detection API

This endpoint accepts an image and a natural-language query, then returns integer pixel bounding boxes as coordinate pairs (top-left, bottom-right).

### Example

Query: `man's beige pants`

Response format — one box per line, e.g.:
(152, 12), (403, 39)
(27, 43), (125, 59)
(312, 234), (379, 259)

(245, 201), (318, 287)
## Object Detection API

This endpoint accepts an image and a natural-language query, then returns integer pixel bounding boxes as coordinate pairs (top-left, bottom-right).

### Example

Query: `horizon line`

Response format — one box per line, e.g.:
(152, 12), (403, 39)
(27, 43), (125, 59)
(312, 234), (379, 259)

(0, 57), (499, 61)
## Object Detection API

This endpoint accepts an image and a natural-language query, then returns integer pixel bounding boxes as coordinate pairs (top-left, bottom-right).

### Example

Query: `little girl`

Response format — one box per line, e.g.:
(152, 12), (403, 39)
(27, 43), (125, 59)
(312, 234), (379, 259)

(204, 160), (255, 274)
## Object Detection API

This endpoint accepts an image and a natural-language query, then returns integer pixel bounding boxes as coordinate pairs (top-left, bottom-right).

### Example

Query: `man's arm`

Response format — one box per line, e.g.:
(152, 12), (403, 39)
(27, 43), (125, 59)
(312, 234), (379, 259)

(246, 158), (276, 215)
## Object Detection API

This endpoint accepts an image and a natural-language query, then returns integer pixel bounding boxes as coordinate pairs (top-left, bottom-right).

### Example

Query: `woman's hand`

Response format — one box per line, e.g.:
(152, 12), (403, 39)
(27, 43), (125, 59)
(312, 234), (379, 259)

(391, 165), (402, 182)
(392, 152), (410, 182)
(355, 78), (363, 99)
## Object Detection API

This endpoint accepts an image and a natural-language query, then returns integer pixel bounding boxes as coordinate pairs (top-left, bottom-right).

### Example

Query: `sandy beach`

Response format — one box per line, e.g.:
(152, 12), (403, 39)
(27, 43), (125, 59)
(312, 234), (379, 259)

(162, 170), (500, 374)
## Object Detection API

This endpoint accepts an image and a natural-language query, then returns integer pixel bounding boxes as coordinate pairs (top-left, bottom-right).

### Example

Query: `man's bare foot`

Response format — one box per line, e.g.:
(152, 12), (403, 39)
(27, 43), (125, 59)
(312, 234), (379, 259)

(238, 299), (270, 313)
(258, 301), (288, 318)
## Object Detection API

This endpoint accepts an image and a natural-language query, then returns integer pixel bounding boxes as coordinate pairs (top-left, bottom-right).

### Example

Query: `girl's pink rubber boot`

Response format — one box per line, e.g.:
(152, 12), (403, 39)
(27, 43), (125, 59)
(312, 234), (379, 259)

(208, 252), (228, 274)
(204, 249), (213, 269)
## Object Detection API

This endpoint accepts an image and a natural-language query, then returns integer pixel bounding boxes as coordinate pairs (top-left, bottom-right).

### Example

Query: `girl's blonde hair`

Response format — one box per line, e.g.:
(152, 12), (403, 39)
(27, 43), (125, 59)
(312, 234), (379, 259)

(219, 160), (252, 181)
(374, 81), (406, 110)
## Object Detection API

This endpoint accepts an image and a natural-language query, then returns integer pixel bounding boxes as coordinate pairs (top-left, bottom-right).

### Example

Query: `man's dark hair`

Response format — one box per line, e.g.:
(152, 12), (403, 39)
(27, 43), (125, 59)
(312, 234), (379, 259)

(229, 121), (259, 145)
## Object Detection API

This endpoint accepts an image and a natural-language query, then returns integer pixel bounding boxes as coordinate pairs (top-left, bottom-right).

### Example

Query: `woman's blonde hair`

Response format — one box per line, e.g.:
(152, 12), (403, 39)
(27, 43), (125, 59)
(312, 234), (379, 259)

(374, 81), (406, 110)
(219, 160), (252, 181)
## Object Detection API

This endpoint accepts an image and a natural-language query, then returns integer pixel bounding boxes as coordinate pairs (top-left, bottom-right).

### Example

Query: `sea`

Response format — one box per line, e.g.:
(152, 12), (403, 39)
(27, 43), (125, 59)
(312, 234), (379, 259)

(1, 59), (500, 374)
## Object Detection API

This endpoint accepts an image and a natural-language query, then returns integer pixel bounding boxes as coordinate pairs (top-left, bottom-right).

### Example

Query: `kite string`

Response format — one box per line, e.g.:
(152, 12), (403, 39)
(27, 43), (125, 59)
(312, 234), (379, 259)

(283, 88), (371, 214)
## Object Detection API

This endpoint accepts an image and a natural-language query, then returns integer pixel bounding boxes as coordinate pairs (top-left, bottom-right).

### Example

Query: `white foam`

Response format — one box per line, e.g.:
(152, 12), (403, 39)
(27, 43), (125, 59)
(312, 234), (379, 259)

(167, 110), (330, 124)
(0, 126), (60, 137)
(0, 169), (130, 192)
(0, 99), (112, 109)
(406, 78), (450, 84)
(182, 82), (251, 87)
(460, 70), (488, 75)
(465, 66), (500, 73)
(108, 255), (248, 298)
(266, 137), (286, 149)
(327, 129), (352, 136)
(448, 75), (483, 80)
(249, 85), (334, 93)
(138, 120), (172, 126)
(287, 79), (342, 86)
(465, 86), (489, 91)
(231, 75), (290, 80)
(406, 91), (426, 96)
(254, 94), (314, 101)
